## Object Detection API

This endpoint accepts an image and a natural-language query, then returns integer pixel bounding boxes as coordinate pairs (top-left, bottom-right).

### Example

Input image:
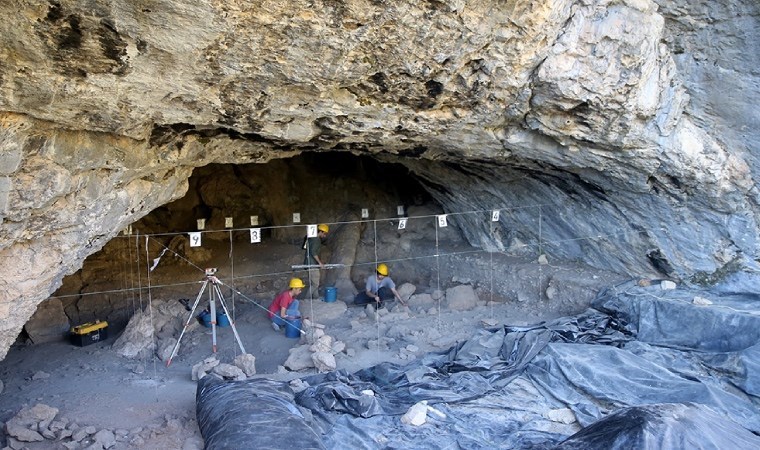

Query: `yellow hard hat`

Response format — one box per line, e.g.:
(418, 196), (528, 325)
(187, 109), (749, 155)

(376, 263), (389, 276)
(289, 278), (305, 289)
(318, 224), (329, 233)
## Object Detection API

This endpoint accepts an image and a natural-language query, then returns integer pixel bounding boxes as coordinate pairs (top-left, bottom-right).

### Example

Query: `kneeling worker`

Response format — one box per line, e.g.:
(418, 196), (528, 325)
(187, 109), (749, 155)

(268, 278), (304, 331)
(354, 263), (405, 308)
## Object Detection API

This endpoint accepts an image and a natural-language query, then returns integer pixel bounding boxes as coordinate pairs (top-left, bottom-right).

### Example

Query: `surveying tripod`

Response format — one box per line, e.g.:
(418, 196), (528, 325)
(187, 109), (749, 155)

(166, 268), (246, 367)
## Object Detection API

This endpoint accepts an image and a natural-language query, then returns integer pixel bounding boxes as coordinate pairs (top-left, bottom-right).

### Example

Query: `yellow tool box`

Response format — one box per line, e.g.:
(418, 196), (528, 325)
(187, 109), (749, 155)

(70, 320), (108, 347)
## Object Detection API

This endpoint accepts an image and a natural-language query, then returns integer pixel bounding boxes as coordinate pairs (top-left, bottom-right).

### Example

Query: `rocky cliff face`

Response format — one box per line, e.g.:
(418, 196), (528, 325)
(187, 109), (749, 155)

(0, 0), (758, 359)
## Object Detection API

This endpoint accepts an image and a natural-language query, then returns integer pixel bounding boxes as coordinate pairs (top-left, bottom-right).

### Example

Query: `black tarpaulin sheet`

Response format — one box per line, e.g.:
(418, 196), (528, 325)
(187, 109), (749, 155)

(556, 403), (760, 450)
(197, 282), (760, 449)
(196, 376), (325, 450)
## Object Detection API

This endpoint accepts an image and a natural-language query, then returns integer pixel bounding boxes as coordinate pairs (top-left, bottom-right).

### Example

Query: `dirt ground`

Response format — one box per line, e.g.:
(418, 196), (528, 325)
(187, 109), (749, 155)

(0, 237), (628, 449)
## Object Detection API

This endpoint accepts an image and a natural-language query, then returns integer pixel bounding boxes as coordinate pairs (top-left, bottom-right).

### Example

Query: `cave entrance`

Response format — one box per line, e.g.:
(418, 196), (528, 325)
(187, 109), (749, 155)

(36, 152), (467, 341)
(25, 152), (624, 358)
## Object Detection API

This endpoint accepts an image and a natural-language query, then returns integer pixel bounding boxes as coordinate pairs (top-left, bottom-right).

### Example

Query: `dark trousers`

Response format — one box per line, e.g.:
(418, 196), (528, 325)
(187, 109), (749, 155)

(354, 287), (394, 308)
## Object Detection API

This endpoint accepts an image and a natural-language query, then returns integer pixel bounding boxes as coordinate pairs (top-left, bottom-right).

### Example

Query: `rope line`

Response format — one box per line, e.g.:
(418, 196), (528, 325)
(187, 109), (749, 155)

(50, 229), (651, 300)
(113, 203), (557, 239)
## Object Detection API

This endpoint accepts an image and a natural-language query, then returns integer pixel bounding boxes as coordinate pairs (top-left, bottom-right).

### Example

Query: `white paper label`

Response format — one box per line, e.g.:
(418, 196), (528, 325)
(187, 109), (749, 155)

(196, 219), (206, 230)
(307, 224), (318, 238)
(491, 210), (500, 222)
(397, 205), (404, 216)
(250, 215), (259, 226)
(361, 208), (369, 218)
(250, 228), (261, 243)
(437, 215), (448, 227)
(189, 232), (202, 247)
(225, 217), (233, 228)
(293, 213), (301, 223)
(398, 218), (407, 230)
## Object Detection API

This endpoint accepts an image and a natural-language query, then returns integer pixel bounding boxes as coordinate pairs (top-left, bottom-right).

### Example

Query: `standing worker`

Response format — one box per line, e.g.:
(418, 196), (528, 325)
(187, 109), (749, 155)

(354, 263), (405, 309)
(268, 278), (305, 331)
(304, 223), (329, 300)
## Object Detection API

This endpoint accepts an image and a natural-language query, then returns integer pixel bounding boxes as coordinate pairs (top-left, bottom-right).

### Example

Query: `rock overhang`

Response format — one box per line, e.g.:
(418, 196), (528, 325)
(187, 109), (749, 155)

(0, 0), (758, 360)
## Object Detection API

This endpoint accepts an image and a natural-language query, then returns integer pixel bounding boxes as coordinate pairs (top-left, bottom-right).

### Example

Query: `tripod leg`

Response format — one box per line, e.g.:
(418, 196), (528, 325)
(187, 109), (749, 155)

(213, 283), (247, 354)
(167, 280), (207, 367)
(209, 281), (217, 353)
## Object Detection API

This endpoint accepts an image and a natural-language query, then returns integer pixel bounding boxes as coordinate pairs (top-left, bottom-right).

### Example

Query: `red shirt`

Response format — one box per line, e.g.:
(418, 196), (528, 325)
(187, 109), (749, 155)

(267, 290), (294, 319)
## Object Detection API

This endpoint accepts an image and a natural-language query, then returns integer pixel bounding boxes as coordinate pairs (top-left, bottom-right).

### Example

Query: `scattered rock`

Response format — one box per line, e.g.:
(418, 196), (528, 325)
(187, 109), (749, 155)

(212, 363), (246, 381)
(71, 427), (90, 442)
(331, 340), (346, 354)
(309, 335), (334, 353)
(4, 421), (44, 442)
(58, 429), (73, 440)
(234, 353), (257, 377)
(693, 296), (713, 305)
(41, 427), (57, 439)
(365, 305), (377, 321)
(545, 408), (576, 424)
(311, 351), (337, 372)
(397, 283), (416, 302)
(191, 356), (220, 381)
(537, 254), (549, 265)
(401, 401), (428, 426)
(638, 279), (651, 287)
(284, 345), (315, 371)
(92, 429), (116, 448)
(289, 378), (310, 394)
(31, 370), (50, 380)
(445, 285), (479, 311)
(660, 280), (677, 290)
(62, 441), (80, 450)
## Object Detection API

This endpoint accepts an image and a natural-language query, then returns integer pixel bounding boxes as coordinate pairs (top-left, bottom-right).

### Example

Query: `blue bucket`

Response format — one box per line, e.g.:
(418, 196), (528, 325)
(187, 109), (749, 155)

(198, 310), (212, 328)
(285, 318), (302, 338)
(324, 287), (337, 303)
(217, 312), (230, 327)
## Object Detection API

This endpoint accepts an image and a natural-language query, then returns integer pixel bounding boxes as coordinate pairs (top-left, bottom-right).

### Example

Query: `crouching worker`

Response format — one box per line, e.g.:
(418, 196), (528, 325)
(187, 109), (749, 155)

(354, 263), (405, 309)
(268, 278), (304, 331)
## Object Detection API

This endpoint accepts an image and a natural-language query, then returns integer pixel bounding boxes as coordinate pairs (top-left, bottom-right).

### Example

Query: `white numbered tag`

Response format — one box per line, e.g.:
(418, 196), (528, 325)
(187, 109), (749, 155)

(293, 213), (301, 223)
(122, 225), (132, 235)
(398, 218), (407, 230)
(307, 224), (318, 238)
(250, 215), (259, 226)
(225, 217), (233, 228)
(250, 228), (261, 243)
(437, 215), (448, 227)
(397, 205), (405, 216)
(196, 219), (206, 230)
(361, 208), (369, 218)
(491, 210), (500, 222)
(189, 232), (202, 247)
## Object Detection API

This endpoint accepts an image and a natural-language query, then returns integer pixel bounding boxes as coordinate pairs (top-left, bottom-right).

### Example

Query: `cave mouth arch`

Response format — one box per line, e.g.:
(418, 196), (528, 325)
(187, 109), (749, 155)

(42, 152), (454, 338)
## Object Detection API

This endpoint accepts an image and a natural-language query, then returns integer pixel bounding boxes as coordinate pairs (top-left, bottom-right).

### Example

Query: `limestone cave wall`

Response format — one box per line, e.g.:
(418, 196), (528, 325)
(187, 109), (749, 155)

(0, 0), (758, 359)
